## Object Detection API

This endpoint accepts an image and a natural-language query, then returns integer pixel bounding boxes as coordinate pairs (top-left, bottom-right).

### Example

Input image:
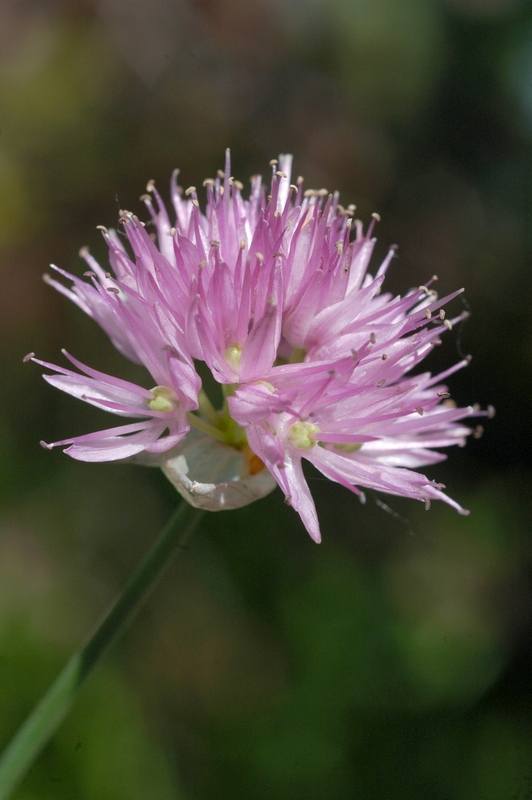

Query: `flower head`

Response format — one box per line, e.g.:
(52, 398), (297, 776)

(30, 151), (491, 541)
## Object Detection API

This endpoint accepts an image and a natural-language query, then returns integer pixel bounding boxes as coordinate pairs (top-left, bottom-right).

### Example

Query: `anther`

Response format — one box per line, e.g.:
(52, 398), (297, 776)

(269, 159), (278, 166)
(146, 179), (156, 192)
(297, 176), (304, 184)
(255, 252), (264, 262)
(96, 225), (108, 233)
(105, 272), (112, 278)
(431, 338), (442, 346)
(107, 287), (120, 294)
(443, 319), (453, 330)
(192, 199), (199, 207)
(370, 332), (376, 344)
(185, 186), (196, 196)
(473, 425), (484, 439)
(79, 246), (89, 258)
(42, 273), (51, 283)
(377, 379), (387, 387)
(139, 194), (151, 202)
(415, 406), (423, 415)
(198, 259), (207, 268)
(381, 353), (388, 361)
(487, 405), (496, 419)
(437, 391), (451, 399)
(209, 240), (220, 248)
(289, 184), (298, 192)
(424, 498), (431, 511)
(40, 440), (53, 450)
(217, 169), (225, 179)
(83, 270), (96, 278)
(419, 285), (429, 294)
(228, 176), (234, 185)
(170, 227), (176, 236)
(23, 352), (35, 363)
(234, 179), (244, 190)
(425, 308), (432, 319)
(276, 170), (287, 179)
(439, 309), (445, 320)
(372, 212), (381, 222)
(203, 178), (215, 187)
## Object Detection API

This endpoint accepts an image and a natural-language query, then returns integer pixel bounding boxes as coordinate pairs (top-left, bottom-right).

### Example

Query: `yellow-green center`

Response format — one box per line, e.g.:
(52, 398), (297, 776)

(147, 386), (179, 413)
(287, 421), (320, 450)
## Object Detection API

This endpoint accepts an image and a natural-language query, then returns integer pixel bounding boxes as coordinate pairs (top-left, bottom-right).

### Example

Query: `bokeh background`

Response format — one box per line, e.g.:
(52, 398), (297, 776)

(1, 1), (531, 798)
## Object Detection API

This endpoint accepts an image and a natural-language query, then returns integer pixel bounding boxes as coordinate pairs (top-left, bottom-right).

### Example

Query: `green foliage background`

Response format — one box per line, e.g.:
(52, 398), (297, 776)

(1, 1), (531, 797)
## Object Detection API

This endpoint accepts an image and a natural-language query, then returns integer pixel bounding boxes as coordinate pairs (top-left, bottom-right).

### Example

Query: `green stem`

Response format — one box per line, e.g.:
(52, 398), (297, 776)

(186, 410), (228, 443)
(0, 502), (204, 800)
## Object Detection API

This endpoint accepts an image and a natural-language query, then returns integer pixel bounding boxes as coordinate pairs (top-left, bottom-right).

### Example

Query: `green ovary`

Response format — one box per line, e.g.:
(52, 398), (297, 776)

(334, 442), (363, 453)
(147, 386), (179, 413)
(288, 421), (320, 450)
(225, 343), (242, 372)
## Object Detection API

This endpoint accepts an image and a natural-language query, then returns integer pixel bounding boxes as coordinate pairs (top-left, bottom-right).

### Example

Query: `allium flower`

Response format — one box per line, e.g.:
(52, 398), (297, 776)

(29, 151), (491, 542)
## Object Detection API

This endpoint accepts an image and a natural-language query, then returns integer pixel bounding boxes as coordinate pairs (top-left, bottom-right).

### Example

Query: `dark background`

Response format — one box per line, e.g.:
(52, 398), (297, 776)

(1, 1), (531, 798)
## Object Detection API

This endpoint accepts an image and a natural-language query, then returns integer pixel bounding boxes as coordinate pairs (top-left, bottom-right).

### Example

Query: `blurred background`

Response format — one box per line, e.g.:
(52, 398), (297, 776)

(1, 0), (531, 798)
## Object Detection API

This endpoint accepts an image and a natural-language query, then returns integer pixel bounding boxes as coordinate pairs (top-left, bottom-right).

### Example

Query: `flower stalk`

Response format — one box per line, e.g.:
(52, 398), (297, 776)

(0, 502), (204, 800)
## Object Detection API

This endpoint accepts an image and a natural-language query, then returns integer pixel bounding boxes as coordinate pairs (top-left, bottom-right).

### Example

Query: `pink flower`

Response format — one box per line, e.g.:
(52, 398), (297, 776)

(30, 151), (491, 541)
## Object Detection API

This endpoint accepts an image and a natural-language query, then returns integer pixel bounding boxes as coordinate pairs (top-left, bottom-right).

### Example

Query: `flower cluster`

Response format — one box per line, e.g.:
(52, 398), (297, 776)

(30, 152), (490, 542)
